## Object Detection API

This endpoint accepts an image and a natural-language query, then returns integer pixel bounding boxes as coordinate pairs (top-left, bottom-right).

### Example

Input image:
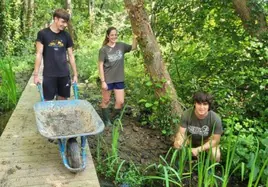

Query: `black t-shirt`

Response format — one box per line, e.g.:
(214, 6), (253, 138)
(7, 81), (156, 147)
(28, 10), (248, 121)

(36, 27), (73, 77)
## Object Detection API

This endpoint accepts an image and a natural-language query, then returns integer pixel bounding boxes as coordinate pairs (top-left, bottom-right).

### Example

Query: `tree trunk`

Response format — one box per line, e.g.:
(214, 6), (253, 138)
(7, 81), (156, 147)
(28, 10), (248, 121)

(0, 0), (5, 40)
(232, 0), (267, 39)
(88, 0), (95, 33)
(22, 0), (28, 35)
(124, 0), (183, 117)
(65, 0), (77, 47)
(27, 0), (34, 28)
(88, 0), (94, 16)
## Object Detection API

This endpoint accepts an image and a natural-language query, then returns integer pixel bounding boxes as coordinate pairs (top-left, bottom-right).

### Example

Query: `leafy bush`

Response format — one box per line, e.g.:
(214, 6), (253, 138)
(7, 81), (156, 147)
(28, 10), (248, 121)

(0, 56), (34, 111)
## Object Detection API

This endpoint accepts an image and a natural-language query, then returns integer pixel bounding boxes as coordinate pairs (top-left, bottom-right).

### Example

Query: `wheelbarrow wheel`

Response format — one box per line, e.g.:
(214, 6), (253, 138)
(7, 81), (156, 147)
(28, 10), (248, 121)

(66, 138), (81, 169)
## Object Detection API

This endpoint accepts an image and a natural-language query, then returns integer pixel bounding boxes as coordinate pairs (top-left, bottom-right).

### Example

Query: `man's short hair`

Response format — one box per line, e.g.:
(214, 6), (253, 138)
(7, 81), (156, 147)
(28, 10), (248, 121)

(193, 92), (213, 110)
(53, 9), (70, 21)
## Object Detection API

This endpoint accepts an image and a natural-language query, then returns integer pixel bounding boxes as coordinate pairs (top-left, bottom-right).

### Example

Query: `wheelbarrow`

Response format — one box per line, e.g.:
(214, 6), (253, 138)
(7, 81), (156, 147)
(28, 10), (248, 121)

(33, 83), (104, 173)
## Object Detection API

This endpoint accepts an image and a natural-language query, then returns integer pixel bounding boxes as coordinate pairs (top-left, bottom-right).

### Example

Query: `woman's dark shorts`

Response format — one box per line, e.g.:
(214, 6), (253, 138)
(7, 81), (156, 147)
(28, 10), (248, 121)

(43, 76), (71, 100)
(107, 82), (124, 91)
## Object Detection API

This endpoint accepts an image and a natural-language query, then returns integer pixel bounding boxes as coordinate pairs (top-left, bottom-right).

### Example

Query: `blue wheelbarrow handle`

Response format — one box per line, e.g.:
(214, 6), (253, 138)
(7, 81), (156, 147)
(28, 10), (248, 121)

(37, 82), (79, 101)
(72, 82), (79, 99)
(37, 83), (45, 102)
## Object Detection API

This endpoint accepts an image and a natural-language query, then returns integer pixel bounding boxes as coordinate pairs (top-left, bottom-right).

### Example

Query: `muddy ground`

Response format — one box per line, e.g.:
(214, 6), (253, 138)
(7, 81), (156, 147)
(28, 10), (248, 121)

(81, 84), (173, 166)
(82, 84), (174, 187)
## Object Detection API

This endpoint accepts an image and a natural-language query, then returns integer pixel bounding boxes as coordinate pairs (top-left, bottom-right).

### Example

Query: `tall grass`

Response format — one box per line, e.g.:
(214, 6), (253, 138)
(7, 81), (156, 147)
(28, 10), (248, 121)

(0, 58), (17, 110)
(144, 147), (191, 187)
(111, 120), (122, 158)
(95, 106), (125, 178)
(115, 161), (144, 186)
(254, 157), (268, 187)
(193, 142), (219, 187)
(221, 133), (243, 187)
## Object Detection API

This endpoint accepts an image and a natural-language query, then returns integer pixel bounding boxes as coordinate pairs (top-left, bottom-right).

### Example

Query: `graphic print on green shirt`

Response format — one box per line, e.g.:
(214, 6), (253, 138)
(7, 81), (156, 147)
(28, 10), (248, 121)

(181, 108), (223, 146)
(98, 42), (132, 84)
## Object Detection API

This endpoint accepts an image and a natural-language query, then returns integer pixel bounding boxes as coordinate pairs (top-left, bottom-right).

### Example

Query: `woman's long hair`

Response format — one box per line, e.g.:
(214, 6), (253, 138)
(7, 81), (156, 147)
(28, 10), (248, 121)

(102, 26), (117, 46)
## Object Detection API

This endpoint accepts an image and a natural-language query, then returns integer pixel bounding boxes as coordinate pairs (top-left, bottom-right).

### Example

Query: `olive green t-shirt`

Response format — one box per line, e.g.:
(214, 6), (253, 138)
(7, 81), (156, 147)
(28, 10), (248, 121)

(98, 42), (132, 84)
(181, 108), (223, 146)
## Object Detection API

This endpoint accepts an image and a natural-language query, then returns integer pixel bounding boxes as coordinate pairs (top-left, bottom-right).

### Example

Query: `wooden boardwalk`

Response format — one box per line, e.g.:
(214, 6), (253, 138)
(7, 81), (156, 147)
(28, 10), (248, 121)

(0, 75), (100, 187)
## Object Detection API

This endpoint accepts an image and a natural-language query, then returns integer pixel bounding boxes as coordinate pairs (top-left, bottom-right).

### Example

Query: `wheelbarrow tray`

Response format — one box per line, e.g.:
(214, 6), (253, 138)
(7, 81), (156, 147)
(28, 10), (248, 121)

(33, 99), (104, 139)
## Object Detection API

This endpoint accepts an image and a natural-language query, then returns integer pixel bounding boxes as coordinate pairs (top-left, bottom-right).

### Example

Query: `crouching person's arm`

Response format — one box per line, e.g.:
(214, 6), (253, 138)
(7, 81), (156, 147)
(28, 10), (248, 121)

(174, 126), (187, 149)
(192, 134), (221, 162)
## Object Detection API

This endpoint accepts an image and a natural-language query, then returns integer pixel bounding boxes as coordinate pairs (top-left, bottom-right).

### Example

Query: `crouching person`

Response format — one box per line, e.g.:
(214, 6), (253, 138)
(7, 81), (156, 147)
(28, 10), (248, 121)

(173, 92), (223, 162)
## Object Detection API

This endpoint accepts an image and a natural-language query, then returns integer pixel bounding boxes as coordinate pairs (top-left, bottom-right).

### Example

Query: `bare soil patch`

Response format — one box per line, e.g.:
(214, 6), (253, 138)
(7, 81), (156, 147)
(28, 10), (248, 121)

(88, 117), (172, 166)
(81, 84), (173, 167)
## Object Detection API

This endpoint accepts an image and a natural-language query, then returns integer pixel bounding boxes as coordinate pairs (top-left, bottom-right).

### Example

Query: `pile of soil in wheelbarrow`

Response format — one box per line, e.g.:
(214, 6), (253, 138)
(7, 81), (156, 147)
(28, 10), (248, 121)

(37, 105), (96, 137)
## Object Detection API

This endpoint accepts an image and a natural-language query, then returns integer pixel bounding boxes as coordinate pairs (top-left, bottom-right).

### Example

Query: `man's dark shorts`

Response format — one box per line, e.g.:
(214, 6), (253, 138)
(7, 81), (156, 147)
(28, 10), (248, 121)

(107, 82), (124, 91)
(43, 76), (71, 100)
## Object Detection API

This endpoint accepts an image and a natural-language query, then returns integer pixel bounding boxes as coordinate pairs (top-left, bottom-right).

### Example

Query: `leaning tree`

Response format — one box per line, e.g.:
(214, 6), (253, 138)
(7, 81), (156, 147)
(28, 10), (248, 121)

(124, 0), (183, 118)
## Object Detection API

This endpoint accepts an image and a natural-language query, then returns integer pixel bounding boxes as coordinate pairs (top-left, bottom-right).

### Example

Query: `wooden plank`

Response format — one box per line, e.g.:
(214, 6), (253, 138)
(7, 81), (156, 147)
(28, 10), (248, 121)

(0, 139), (91, 154)
(2, 179), (100, 187)
(0, 138), (57, 151)
(0, 162), (96, 179)
(0, 154), (61, 164)
(1, 173), (100, 187)
(0, 161), (65, 172)
(27, 180), (101, 187)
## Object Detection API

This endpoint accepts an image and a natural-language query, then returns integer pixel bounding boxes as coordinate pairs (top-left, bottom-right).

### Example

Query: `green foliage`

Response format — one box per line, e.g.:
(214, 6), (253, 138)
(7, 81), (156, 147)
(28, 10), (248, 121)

(150, 0), (267, 184)
(71, 2), (132, 82)
(0, 55), (34, 111)
(96, 116), (123, 180)
(0, 0), (22, 56)
(74, 36), (101, 81)
(0, 0), (267, 185)
(0, 58), (17, 111)
(144, 149), (184, 187)
(128, 75), (179, 135)
(115, 161), (144, 187)
(221, 121), (268, 184)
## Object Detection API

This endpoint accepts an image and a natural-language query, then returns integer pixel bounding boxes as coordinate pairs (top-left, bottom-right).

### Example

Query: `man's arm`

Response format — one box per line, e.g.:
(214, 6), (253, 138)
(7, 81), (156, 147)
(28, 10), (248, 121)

(174, 126), (187, 149)
(67, 47), (78, 83)
(192, 134), (221, 156)
(33, 42), (43, 84)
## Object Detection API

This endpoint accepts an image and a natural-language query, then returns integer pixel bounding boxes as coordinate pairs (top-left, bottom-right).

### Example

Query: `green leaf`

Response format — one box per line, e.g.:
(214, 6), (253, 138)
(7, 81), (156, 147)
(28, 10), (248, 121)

(138, 99), (147, 103)
(260, 138), (268, 148)
(145, 103), (153, 108)
(146, 81), (153, 86)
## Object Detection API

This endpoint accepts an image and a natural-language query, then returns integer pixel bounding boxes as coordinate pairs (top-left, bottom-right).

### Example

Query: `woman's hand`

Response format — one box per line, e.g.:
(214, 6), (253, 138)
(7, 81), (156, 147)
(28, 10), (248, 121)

(101, 81), (108, 90)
